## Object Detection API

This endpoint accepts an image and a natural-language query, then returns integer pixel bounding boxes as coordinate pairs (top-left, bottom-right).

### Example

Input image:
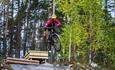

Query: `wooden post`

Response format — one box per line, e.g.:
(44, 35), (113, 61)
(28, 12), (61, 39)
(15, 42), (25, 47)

(52, 0), (55, 16)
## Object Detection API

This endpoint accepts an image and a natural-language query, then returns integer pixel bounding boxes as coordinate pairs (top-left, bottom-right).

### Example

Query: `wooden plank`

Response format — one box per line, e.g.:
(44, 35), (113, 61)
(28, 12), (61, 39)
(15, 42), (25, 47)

(6, 60), (39, 65)
(29, 51), (48, 56)
(7, 57), (38, 62)
(6, 57), (40, 63)
(24, 50), (48, 60)
(29, 50), (47, 52)
(6, 57), (39, 65)
(29, 56), (48, 59)
(29, 53), (48, 57)
(6, 60), (39, 64)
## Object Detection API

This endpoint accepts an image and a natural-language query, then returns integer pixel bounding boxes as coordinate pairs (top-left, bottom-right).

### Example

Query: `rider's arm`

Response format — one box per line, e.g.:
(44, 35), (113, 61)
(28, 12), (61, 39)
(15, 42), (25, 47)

(56, 20), (61, 24)
(45, 19), (52, 26)
(55, 20), (61, 27)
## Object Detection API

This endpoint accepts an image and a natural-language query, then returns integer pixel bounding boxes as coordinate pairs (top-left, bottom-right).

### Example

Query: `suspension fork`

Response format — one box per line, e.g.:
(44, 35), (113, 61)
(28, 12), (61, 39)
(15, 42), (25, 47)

(47, 31), (52, 50)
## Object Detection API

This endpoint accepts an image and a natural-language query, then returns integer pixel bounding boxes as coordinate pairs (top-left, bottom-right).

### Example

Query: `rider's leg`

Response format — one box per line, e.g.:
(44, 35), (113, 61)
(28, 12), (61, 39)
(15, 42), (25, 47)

(43, 29), (49, 50)
(45, 30), (49, 40)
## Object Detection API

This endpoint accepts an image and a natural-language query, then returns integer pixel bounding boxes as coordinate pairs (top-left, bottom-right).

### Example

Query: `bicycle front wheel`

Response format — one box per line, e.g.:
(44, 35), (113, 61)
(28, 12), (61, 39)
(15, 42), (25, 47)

(51, 33), (61, 51)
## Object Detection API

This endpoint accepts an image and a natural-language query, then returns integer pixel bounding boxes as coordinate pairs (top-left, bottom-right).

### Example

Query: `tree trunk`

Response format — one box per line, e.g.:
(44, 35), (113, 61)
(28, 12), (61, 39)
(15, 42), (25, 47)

(69, 26), (72, 62)
(3, 5), (7, 58)
(15, 0), (21, 58)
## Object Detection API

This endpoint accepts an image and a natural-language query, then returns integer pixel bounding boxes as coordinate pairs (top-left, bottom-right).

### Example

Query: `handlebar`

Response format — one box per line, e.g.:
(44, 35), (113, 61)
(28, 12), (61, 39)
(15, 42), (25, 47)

(42, 25), (59, 29)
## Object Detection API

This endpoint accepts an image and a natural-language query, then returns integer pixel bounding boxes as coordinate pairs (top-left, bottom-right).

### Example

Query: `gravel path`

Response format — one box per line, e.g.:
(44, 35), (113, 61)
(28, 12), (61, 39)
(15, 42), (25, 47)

(10, 63), (70, 70)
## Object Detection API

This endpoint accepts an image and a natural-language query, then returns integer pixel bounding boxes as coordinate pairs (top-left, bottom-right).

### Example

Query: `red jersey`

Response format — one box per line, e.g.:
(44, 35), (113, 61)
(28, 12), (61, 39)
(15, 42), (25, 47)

(45, 19), (61, 27)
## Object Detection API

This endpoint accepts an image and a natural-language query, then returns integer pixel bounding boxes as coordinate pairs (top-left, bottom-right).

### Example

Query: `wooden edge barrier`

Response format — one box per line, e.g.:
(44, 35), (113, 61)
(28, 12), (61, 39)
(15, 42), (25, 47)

(6, 57), (39, 65)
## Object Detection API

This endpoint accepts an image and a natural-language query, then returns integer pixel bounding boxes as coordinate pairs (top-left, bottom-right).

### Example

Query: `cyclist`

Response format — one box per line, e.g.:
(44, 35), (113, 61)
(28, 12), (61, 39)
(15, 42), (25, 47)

(44, 15), (61, 29)
(44, 15), (61, 50)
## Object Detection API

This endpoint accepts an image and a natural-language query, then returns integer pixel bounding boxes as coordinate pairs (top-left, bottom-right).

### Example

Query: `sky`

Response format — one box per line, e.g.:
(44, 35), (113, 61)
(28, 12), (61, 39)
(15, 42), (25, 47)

(111, 10), (115, 17)
(108, 0), (115, 18)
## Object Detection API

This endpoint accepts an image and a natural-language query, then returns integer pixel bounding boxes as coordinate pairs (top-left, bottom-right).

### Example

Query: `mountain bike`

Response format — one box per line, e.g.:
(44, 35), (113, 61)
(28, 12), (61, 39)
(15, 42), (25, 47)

(43, 26), (61, 63)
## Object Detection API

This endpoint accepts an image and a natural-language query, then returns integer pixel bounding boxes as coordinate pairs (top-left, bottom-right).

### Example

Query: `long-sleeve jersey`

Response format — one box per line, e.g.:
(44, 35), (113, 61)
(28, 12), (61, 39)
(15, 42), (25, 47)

(45, 19), (61, 27)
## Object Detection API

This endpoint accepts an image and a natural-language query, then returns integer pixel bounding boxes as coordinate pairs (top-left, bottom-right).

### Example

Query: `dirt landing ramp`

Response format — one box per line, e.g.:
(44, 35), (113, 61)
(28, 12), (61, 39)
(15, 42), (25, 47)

(10, 63), (70, 70)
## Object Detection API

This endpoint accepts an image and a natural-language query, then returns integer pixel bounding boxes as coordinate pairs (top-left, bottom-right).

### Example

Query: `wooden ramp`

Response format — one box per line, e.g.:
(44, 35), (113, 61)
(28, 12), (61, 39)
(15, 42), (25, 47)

(24, 50), (48, 60)
(6, 57), (39, 65)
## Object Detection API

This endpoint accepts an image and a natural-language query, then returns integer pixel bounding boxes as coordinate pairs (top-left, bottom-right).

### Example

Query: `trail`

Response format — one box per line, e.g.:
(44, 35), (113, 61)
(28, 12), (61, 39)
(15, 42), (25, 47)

(10, 63), (70, 70)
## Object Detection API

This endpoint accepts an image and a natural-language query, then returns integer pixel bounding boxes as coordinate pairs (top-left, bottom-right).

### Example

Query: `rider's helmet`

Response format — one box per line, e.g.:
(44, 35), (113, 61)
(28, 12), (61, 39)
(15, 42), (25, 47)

(51, 15), (56, 20)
